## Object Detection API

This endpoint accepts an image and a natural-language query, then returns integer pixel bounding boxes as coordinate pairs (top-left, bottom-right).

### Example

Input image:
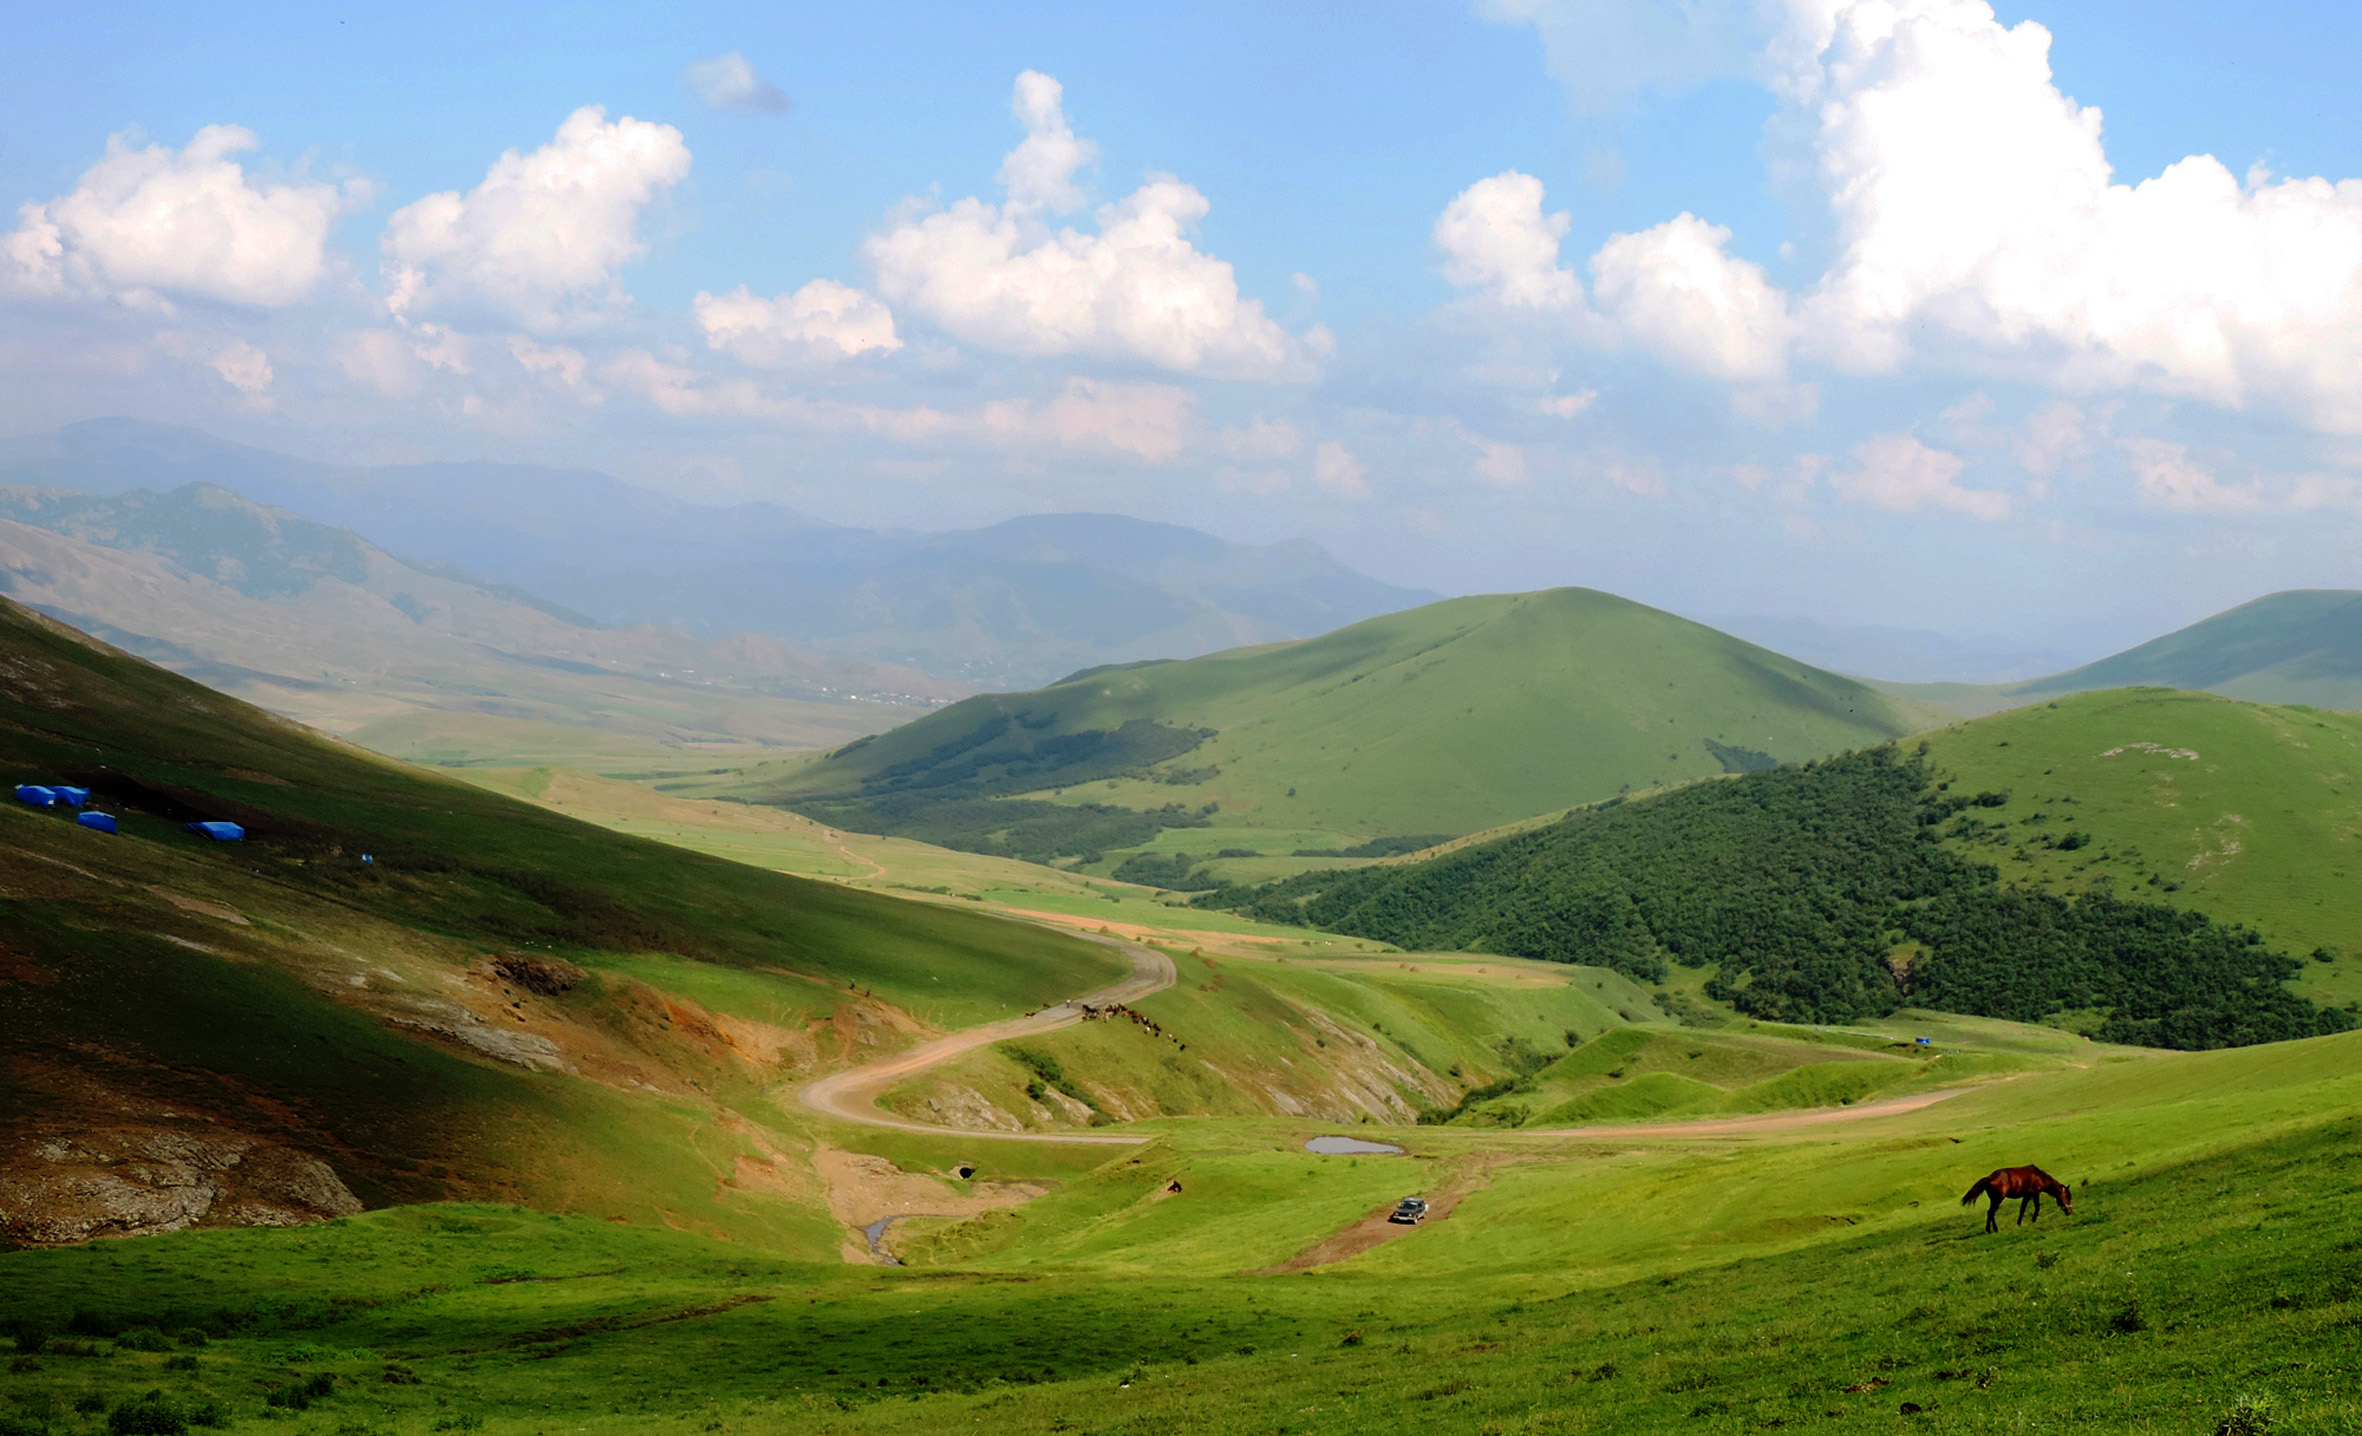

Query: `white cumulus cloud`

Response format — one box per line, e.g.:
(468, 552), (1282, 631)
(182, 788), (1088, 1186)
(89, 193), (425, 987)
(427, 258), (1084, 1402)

(1434, 172), (1580, 310)
(865, 72), (1323, 381)
(1590, 213), (1790, 382)
(998, 71), (1096, 213)
(695, 280), (901, 365)
(1433, 175), (1791, 388)
(685, 53), (789, 114)
(1462, 0), (2362, 434)
(381, 106), (691, 331)
(2, 125), (358, 307)
(2120, 438), (2264, 513)
(209, 339), (273, 398)
(1312, 440), (1369, 498)
(1782, 0), (2362, 432)
(1468, 433), (1531, 487)
(1833, 433), (2010, 520)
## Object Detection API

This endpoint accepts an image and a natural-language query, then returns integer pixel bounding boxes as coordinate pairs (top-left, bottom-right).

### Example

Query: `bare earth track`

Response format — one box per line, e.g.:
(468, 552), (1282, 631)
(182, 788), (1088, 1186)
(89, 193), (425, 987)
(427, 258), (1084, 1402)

(797, 935), (1175, 1144)
(1530, 1085), (1977, 1138)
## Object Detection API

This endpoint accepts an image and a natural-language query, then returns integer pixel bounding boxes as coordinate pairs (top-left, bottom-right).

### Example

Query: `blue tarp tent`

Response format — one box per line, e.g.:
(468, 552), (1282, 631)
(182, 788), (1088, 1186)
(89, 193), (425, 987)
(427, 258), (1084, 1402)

(77, 811), (117, 834)
(15, 784), (55, 808)
(52, 786), (89, 807)
(186, 821), (245, 841)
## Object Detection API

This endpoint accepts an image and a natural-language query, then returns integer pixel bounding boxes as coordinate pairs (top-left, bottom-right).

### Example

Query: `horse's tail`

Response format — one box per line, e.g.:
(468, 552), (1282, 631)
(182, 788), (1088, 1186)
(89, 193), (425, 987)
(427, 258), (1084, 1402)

(1960, 1179), (1990, 1206)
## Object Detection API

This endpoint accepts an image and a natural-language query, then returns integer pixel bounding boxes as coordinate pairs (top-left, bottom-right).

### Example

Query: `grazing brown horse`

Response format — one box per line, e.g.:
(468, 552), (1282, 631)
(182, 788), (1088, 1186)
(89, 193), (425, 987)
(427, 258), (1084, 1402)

(1961, 1166), (2073, 1233)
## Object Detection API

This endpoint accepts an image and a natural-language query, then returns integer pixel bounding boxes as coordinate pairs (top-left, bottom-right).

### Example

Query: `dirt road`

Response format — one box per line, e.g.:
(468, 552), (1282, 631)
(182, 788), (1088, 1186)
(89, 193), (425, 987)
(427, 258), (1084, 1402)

(1528, 1085), (1975, 1139)
(796, 936), (1175, 1145)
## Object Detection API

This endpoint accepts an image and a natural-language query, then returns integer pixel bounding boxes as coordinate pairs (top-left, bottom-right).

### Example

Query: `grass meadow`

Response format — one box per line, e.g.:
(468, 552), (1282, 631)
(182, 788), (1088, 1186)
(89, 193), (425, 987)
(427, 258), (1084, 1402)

(7, 1027), (2362, 1434)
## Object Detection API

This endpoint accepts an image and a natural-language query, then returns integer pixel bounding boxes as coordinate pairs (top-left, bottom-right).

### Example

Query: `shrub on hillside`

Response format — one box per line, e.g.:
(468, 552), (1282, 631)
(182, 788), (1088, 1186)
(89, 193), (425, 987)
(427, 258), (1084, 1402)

(265, 1373), (336, 1410)
(106, 1390), (226, 1435)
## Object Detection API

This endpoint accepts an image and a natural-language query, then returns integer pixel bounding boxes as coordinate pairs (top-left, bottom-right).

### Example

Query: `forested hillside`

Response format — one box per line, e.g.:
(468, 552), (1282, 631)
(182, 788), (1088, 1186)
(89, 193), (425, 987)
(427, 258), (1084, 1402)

(1204, 748), (2353, 1048)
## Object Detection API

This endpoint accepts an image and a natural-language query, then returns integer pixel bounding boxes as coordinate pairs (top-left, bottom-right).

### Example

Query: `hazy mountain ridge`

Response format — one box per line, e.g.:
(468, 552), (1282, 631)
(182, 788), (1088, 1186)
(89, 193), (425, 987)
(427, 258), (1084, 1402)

(2013, 590), (2362, 707)
(1704, 613), (2085, 685)
(0, 483), (970, 761)
(1880, 590), (2362, 718)
(4, 419), (1438, 687)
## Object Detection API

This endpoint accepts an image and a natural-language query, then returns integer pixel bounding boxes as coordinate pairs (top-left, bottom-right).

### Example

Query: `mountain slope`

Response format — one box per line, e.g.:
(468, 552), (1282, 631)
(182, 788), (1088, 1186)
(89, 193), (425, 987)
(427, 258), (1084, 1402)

(2, 419), (1436, 685)
(745, 588), (1927, 861)
(0, 482), (966, 763)
(1879, 590), (2362, 718)
(1919, 686), (2362, 1011)
(2013, 590), (2362, 708)
(0, 593), (1118, 1247)
(1204, 742), (2352, 1051)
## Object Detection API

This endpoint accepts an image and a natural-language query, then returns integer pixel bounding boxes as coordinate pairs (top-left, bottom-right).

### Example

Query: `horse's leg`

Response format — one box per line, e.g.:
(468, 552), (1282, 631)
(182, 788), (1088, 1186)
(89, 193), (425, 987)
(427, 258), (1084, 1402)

(2030, 1193), (2042, 1225)
(1985, 1191), (1999, 1233)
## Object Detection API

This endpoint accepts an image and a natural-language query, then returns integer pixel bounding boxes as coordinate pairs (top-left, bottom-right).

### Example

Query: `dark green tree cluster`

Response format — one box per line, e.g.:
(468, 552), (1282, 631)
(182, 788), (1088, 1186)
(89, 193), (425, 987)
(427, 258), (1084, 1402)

(1203, 747), (2351, 1049)
(1287, 834), (1457, 859)
(1902, 889), (2336, 1047)
(1109, 851), (1228, 891)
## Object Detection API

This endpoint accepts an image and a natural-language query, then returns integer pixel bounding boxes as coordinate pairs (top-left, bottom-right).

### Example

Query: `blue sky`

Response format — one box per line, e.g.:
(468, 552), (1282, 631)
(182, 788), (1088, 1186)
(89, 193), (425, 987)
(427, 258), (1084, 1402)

(7, 0), (2362, 658)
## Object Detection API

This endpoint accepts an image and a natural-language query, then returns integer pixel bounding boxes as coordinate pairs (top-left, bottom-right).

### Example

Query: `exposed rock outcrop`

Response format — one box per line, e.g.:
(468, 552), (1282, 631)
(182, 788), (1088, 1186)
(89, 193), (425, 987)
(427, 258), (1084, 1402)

(1, 1126), (360, 1246)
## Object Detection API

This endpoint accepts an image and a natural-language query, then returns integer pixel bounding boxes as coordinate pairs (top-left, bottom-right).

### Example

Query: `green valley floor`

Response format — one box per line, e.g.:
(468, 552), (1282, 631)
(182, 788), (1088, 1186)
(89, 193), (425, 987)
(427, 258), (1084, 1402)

(6, 1022), (2362, 1435)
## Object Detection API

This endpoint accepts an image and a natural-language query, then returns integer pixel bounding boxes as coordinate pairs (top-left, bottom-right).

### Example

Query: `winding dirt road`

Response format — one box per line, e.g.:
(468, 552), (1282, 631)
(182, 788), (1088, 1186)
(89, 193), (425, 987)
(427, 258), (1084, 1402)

(797, 936), (1175, 1144)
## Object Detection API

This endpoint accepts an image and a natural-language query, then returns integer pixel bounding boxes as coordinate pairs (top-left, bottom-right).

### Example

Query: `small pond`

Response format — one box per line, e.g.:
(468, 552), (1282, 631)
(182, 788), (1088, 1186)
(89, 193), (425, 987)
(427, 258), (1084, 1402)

(1304, 1135), (1404, 1155)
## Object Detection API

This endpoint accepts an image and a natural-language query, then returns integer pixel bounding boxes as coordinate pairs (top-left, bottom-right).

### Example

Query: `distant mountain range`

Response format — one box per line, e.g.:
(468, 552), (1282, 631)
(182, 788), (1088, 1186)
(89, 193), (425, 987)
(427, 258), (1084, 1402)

(1, 419), (1439, 688)
(0, 482), (968, 766)
(1702, 614), (2083, 686)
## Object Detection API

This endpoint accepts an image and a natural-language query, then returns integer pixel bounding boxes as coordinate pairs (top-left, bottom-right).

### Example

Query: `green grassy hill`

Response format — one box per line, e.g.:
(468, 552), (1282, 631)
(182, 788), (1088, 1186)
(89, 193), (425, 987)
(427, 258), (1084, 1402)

(1920, 686), (2362, 1009)
(0, 594), (1119, 1249)
(2017, 589), (2362, 707)
(734, 588), (1925, 871)
(1885, 589), (2362, 718)
(1206, 740), (2354, 1048)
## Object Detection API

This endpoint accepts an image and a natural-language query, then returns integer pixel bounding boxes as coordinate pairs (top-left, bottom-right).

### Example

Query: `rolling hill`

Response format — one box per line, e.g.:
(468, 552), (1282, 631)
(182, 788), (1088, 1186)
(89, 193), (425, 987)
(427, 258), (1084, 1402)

(1883, 589), (2362, 717)
(9, 601), (2362, 1436)
(2, 418), (1436, 686)
(1919, 686), (2362, 1010)
(0, 592), (1117, 1247)
(2011, 589), (2362, 708)
(1204, 692), (2362, 1051)
(1213, 747), (2350, 1047)
(736, 587), (1929, 867)
(0, 482), (966, 765)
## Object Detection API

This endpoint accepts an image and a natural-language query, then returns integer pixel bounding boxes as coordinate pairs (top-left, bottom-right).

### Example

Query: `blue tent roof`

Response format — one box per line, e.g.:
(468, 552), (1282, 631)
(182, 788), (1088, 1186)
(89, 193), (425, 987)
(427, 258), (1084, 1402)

(76, 811), (117, 834)
(15, 784), (55, 808)
(52, 786), (89, 807)
(186, 821), (245, 841)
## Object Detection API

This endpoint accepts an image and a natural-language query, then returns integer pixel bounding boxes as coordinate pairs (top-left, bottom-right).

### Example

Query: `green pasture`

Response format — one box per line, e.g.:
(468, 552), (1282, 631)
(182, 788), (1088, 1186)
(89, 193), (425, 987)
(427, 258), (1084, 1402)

(9, 1031), (2362, 1433)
